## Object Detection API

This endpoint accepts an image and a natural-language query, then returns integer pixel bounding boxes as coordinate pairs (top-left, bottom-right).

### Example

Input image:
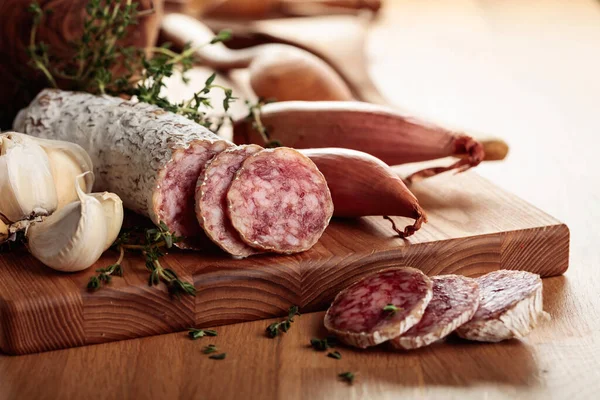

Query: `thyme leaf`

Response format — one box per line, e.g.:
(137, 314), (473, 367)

(202, 344), (218, 354)
(209, 353), (227, 360)
(266, 305), (301, 338)
(383, 304), (401, 318)
(244, 99), (281, 148)
(188, 328), (218, 340)
(338, 372), (355, 384)
(327, 351), (342, 360)
(310, 336), (338, 351)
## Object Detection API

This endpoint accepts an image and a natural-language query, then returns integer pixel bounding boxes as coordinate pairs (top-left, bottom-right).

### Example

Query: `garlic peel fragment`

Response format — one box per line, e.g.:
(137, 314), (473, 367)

(90, 192), (124, 251)
(27, 172), (107, 272)
(0, 133), (58, 223)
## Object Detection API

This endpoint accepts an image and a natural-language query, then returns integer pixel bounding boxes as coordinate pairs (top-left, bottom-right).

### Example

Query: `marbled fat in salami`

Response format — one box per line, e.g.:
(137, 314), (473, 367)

(196, 145), (264, 258)
(226, 147), (333, 253)
(456, 270), (550, 342)
(390, 275), (479, 350)
(324, 268), (433, 348)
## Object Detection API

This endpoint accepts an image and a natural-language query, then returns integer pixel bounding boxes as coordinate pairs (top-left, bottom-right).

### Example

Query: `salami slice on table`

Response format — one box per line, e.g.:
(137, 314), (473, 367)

(456, 270), (550, 342)
(227, 147), (333, 253)
(390, 275), (479, 350)
(196, 145), (264, 258)
(14, 89), (232, 249)
(324, 268), (433, 348)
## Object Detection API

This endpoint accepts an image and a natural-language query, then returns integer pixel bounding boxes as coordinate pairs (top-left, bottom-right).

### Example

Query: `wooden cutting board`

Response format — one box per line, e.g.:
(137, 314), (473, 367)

(0, 171), (569, 355)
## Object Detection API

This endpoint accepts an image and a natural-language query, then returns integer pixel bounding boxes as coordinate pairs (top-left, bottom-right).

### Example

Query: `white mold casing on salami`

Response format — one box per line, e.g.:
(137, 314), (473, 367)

(196, 144), (264, 258)
(324, 267), (433, 348)
(390, 275), (480, 350)
(456, 270), (550, 342)
(226, 147), (334, 254)
(14, 89), (233, 248)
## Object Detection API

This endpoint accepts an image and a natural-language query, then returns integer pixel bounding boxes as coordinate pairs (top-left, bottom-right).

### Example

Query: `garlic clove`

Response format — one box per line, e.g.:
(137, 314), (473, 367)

(0, 133), (58, 223)
(90, 192), (124, 251)
(0, 219), (8, 243)
(27, 173), (106, 272)
(5, 132), (94, 209)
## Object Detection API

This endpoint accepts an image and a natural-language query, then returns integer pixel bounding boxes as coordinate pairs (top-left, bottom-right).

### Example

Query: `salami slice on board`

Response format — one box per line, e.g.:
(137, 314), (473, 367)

(456, 270), (550, 342)
(390, 275), (479, 350)
(324, 268), (433, 348)
(196, 144), (264, 258)
(227, 147), (333, 253)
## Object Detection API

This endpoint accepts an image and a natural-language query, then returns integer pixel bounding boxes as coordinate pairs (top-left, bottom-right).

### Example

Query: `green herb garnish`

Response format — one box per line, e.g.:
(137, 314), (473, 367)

(266, 305), (300, 338)
(87, 222), (195, 297)
(188, 329), (218, 340)
(338, 371), (355, 384)
(244, 99), (281, 148)
(383, 304), (400, 318)
(202, 344), (218, 354)
(310, 336), (337, 351)
(209, 353), (226, 360)
(327, 351), (342, 360)
(28, 0), (235, 130)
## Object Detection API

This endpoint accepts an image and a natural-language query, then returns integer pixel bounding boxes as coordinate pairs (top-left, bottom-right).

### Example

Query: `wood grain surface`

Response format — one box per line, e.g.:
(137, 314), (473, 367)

(2, 0), (599, 399)
(0, 171), (567, 355)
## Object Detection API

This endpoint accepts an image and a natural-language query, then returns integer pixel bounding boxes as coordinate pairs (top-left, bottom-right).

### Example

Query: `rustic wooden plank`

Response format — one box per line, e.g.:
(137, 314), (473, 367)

(0, 170), (568, 354)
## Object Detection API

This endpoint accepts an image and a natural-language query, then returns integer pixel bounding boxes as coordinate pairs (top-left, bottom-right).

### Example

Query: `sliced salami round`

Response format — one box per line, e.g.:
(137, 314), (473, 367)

(226, 147), (333, 253)
(456, 270), (550, 342)
(390, 275), (479, 350)
(196, 144), (264, 258)
(324, 267), (433, 348)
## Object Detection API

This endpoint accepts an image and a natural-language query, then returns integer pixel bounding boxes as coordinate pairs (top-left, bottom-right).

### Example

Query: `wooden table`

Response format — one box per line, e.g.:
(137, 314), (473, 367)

(2, 0), (599, 398)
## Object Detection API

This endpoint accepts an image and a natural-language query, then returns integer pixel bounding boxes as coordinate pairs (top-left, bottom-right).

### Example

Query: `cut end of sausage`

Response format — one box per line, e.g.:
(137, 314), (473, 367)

(196, 144), (264, 258)
(324, 267), (433, 348)
(390, 275), (480, 350)
(155, 140), (232, 249)
(456, 270), (550, 342)
(227, 147), (334, 254)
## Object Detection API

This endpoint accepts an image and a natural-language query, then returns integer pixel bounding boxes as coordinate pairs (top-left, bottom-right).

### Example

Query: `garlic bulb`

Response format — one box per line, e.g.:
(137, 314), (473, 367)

(0, 132), (58, 223)
(27, 173), (107, 272)
(90, 192), (124, 251)
(6, 132), (94, 209)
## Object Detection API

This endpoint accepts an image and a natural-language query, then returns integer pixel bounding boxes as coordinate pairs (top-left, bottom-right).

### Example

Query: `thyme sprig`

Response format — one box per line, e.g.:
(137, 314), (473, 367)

(28, 0), (235, 130)
(189, 328), (218, 340)
(244, 99), (281, 148)
(266, 305), (301, 338)
(87, 222), (195, 298)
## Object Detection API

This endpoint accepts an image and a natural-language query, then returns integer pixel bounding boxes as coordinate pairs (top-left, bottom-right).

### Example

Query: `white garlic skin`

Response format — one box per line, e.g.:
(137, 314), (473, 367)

(4, 132), (94, 210)
(27, 175), (107, 272)
(0, 133), (58, 223)
(90, 192), (124, 251)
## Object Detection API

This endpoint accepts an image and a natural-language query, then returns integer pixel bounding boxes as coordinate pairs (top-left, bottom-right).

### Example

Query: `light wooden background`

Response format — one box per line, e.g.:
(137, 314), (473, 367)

(2, 0), (599, 399)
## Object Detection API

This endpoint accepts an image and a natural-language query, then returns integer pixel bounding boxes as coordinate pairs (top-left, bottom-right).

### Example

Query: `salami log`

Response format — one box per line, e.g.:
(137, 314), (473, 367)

(390, 275), (479, 350)
(324, 267), (433, 348)
(14, 89), (233, 248)
(196, 144), (264, 258)
(227, 147), (333, 253)
(456, 270), (550, 342)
